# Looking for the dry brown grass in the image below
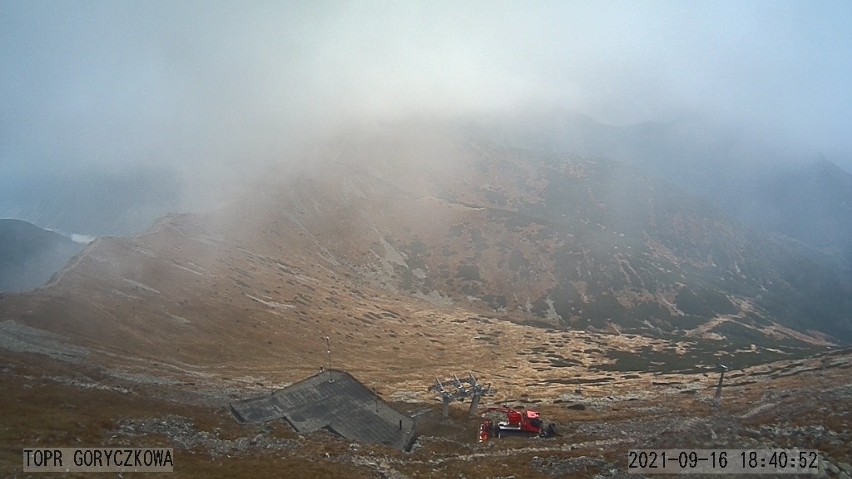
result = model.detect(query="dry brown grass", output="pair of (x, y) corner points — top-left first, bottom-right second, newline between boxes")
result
(2, 209), (850, 477)
(3, 347), (850, 478)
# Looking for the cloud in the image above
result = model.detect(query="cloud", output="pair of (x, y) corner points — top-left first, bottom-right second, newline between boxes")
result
(2, 0), (851, 179)
(69, 234), (97, 245)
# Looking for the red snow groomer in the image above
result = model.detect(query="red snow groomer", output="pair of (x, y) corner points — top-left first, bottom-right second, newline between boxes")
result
(478, 407), (558, 442)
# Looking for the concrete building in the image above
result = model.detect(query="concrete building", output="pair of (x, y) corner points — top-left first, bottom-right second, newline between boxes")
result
(230, 369), (415, 451)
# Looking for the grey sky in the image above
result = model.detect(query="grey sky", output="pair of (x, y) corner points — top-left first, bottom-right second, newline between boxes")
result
(2, 0), (852, 177)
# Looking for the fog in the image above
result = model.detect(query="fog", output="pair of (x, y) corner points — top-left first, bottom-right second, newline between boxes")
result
(2, 0), (852, 230)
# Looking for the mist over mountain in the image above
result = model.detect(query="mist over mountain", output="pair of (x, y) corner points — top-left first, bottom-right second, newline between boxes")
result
(259, 117), (852, 344)
(2, 115), (852, 476)
(735, 157), (852, 271)
(0, 219), (85, 293)
(7, 115), (849, 349)
(0, 164), (184, 237)
(462, 109), (852, 272)
(3, 4), (852, 475)
(3, 1), (851, 252)
(3, 107), (850, 347)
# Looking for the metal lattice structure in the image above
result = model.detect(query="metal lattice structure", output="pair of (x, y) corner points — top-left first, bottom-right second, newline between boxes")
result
(430, 372), (495, 419)
(713, 364), (729, 410)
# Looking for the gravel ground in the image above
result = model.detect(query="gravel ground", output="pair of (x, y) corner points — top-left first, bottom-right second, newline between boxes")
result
(0, 320), (89, 361)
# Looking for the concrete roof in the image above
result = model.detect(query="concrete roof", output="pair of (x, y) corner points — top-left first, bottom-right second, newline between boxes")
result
(230, 369), (415, 451)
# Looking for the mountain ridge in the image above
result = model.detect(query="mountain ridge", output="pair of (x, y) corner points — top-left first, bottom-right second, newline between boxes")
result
(4, 119), (848, 352)
(2, 119), (851, 476)
(0, 219), (86, 293)
(458, 109), (852, 270)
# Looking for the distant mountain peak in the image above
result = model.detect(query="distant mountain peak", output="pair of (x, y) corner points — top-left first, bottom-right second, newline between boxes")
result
(0, 219), (85, 293)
